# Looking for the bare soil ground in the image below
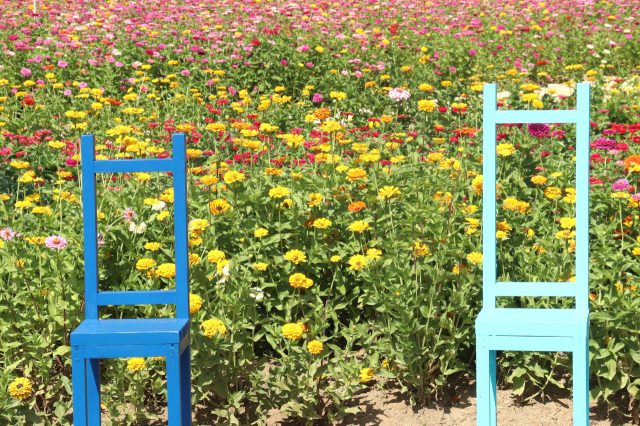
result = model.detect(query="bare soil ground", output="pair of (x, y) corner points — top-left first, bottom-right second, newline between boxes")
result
(104, 373), (636, 425)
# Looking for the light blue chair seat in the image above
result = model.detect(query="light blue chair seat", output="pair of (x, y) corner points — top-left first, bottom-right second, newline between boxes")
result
(476, 84), (591, 426)
(71, 318), (190, 347)
(476, 308), (589, 338)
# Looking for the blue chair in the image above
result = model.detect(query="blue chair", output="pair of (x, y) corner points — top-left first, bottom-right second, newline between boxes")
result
(71, 133), (192, 425)
(476, 84), (591, 425)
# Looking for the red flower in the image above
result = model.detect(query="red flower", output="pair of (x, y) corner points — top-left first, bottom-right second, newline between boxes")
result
(536, 60), (549, 66)
(438, 106), (448, 113)
(251, 39), (261, 46)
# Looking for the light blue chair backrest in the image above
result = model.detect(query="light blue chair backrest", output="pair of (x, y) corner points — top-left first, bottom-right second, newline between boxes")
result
(80, 133), (190, 319)
(482, 83), (591, 310)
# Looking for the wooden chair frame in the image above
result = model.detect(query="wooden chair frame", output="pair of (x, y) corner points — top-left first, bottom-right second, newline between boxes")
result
(71, 133), (192, 425)
(476, 84), (591, 425)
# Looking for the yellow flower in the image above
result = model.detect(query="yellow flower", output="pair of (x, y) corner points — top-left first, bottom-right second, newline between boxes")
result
(307, 340), (323, 354)
(312, 218), (332, 229)
(289, 273), (314, 289)
(224, 170), (246, 184)
(531, 175), (547, 185)
(308, 193), (324, 207)
(188, 219), (210, 232)
(254, 228), (268, 238)
(8, 378), (33, 400)
(633, 247), (640, 256)
(349, 254), (368, 271)
(269, 186), (290, 199)
(189, 294), (203, 313)
(281, 199), (294, 209)
(346, 168), (367, 181)
(413, 241), (430, 256)
(201, 319), (226, 338)
(419, 83), (434, 91)
(330, 255), (341, 263)
(156, 263), (176, 278)
(417, 99), (436, 112)
(560, 218), (576, 229)
(349, 221), (371, 233)
(471, 175), (483, 195)
(544, 187), (562, 199)
(189, 253), (200, 266)
(359, 368), (375, 383)
(157, 211), (170, 221)
(253, 262), (268, 271)
(502, 198), (530, 214)
(136, 258), (156, 270)
(467, 252), (483, 264)
(209, 199), (231, 215)
(330, 91), (346, 100)
(496, 143), (516, 157)
(282, 323), (305, 340)
(366, 248), (382, 260)
(285, 250), (307, 264)
(127, 358), (146, 372)
(207, 250), (226, 264)
(378, 186), (401, 199)
(145, 242), (161, 251)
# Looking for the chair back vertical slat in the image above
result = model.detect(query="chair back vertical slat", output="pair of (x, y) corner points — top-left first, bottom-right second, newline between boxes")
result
(171, 134), (190, 319)
(575, 84), (591, 310)
(81, 134), (99, 320)
(482, 83), (590, 307)
(482, 84), (498, 309)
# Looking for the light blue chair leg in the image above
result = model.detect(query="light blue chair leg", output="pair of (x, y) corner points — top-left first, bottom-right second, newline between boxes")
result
(489, 349), (497, 425)
(180, 346), (192, 425)
(72, 347), (87, 426)
(167, 344), (182, 425)
(476, 338), (497, 426)
(87, 358), (101, 425)
(573, 334), (590, 425)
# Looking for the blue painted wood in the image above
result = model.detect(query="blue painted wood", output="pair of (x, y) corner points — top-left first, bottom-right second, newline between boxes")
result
(476, 84), (591, 426)
(71, 318), (189, 346)
(93, 158), (174, 174)
(72, 133), (192, 425)
(97, 290), (177, 306)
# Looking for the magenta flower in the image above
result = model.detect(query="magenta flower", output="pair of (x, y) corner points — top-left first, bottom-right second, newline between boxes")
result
(63, 90), (72, 96)
(528, 123), (550, 138)
(57, 60), (68, 68)
(45, 236), (68, 249)
(0, 228), (16, 241)
(20, 68), (32, 77)
(632, 194), (640, 201)
(612, 179), (630, 191)
(312, 93), (323, 102)
(180, 70), (191, 76)
(469, 49), (477, 56)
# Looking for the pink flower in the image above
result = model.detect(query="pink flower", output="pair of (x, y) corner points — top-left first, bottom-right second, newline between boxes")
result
(469, 49), (477, 56)
(45, 235), (68, 249)
(0, 228), (16, 241)
(612, 179), (630, 191)
(123, 207), (136, 222)
(181, 70), (191, 76)
(57, 61), (67, 68)
(20, 68), (32, 76)
(388, 87), (411, 102)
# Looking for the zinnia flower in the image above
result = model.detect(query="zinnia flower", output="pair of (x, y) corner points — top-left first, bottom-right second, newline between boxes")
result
(289, 273), (313, 289)
(612, 179), (630, 191)
(201, 319), (226, 337)
(282, 323), (305, 340)
(285, 250), (307, 264)
(45, 235), (67, 249)
(189, 294), (203, 313)
(528, 123), (550, 137)
(307, 340), (323, 354)
(127, 358), (146, 372)
(0, 227), (16, 241)
(388, 87), (411, 101)
(8, 378), (33, 400)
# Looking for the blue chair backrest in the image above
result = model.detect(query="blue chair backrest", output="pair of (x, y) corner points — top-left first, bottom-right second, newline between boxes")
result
(482, 83), (591, 310)
(80, 133), (190, 319)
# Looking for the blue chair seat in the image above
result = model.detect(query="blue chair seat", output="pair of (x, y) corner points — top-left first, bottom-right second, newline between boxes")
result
(476, 308), (589, 338)
(71, 318), (190, 347)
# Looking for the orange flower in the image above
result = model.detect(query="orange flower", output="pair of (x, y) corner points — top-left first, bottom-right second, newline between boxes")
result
(348, 201), (366, 212)
(624, 155), (640, 171)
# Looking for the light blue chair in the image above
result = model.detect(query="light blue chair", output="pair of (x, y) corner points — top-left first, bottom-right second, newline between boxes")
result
(476, 84), (591, 425)
(71, 133), (192, 425)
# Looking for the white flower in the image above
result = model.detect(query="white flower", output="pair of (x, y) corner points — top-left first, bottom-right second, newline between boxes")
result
(601, 60), (608, 64)
(129, 222), (147, 234)
(250, 287), (264, 301)
(603, 49), (610, 54)
(216, 263), (230, 284)
(587, 44), (594, 49)
(151, 201), (166, 211)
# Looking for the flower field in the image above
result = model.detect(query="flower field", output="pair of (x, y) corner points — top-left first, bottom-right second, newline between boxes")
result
(1, 0), (640, 424)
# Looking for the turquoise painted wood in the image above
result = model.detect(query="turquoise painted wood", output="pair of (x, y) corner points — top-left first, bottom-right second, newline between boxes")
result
(476, 84), (591, 426)
(71, 133), (192, 426)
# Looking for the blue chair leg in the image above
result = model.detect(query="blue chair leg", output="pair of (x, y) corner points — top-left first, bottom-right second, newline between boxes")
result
(180, 345), (192, 425)
(87, 358), (101, 425)
(167, 344), (182, 425)
(476, 338), (497, 426)
(72, 347), (87, 426)
(573, 334), (590, 425)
